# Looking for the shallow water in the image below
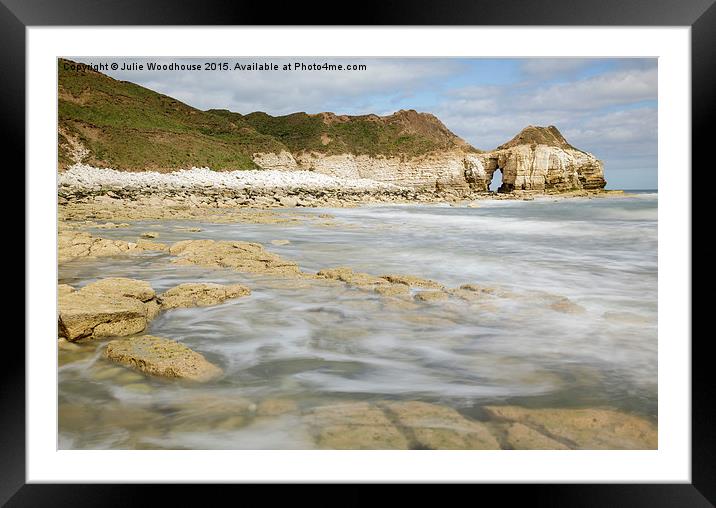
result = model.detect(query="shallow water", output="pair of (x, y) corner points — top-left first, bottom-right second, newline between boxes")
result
(58, 193), (657, 449)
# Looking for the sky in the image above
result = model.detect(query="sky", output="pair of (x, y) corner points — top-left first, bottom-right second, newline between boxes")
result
(78, 57), (658, 189)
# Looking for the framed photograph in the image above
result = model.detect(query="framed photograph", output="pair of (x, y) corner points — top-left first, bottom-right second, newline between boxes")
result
(10, 0), (707, 502)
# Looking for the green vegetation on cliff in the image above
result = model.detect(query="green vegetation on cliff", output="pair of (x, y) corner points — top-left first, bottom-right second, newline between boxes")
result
(58, 60), (478, 171)
(58, 60), (284, 170)
(210, 110), (478, 158)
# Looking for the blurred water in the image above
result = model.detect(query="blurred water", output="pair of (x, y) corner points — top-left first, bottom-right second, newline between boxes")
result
(58, 193), (657, 449)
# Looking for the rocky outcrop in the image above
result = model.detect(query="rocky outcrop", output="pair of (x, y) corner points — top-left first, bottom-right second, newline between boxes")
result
(58, 278), (161, 341)
(465, 126), (606, 193)
(58, 230), (148, 262)
(252, 125), (605, 193)
(104, 335), (223, 382)
(159, 282), (251, 310)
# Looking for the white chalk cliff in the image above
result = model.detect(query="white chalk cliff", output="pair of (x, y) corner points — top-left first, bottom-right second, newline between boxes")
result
(252, 124), (606, 193)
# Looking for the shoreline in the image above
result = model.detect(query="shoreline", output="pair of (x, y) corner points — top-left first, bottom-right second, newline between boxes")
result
(59, 164), (630, 212)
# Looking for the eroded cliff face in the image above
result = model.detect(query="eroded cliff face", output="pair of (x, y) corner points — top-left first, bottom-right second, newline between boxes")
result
(252, 125), (606, 193)
(466, 144), (606, 193)
(465, 126), (606, 193)
(251, 151), (483, 190)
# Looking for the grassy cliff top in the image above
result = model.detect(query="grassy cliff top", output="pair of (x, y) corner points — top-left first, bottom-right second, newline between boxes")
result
(58, 59), (479, 171)
(58, 60), (286, 171)
(496, 125), (581, 151)
(209, 109), (480, 158)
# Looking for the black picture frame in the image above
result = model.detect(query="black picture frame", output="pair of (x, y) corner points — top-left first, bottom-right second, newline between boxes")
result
(7, 0), (707, 504)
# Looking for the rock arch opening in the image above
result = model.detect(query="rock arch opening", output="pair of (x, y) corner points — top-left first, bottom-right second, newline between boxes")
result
(486, 159), (515, 193)
(489, 169), (503, 192)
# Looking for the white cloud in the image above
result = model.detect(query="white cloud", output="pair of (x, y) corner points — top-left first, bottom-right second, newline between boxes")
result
(97, 57), (464, 115)
(520, 58), (593, 79)
(516, 67), (657, 111)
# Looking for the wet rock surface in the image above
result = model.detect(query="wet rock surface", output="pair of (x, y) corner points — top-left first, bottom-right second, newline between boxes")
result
(304, 402), (410, 449)
(380, 401), (500, 449)
(380, 274), (444, 289)
(104, 335), (223, 382)
(58, 278), (160, 341)
(303, 400), (501, 450)
(58, 230), (146, 262)
(484, 406), (657, 449)
(159, 282), (251, 310)
(169, 239), (301, 275)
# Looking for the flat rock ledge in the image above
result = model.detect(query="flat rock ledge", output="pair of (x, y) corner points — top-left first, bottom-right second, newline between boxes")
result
(304, 401), (500, 450)
(302, 402), (655, 450)
(58, 278), (161, 341)
(169, 239), (301, 275)
(159, 282), (251, 310)
(59, 230), (166, 262)
(484, 406), (657, 450)
(104, 335), (223, 382)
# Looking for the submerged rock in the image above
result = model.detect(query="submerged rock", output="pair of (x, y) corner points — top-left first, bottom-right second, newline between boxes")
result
(136, 239), (169, 251)
(381, 401), (500, 450)
(140, 231), (160, 239)
(304, 400), (502, 450)
(159, 282), (251, 310)
(459, 283), (497, 294)
(496, 422), (569, 450)
(256, 398), (299, 417)
(414, 290), (449, 302)
(549, 297), (586, 314)
(374, 284), (411, 297)
(602, 311), (652, 324)
(104, 335), (223, 382)
(484, 405), (657, 450)
(169, 239), (301, 275)
(305, 402), (409, 450)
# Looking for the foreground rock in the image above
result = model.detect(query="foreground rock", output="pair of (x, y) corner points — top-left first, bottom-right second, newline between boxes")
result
(58, 284), (75, 297)
(495, 422), (569, 450)
(381, 401), (500, 449)
(81, 277), (156, 302)
(58, 278), (160, 341)
(159, 282), (251, 310)
(305, 402), (410, 449)
(169, 239), (301, 275)
(104, 335), (223, 382)
(484, 406), (657, 449)
(305, 400), (500, 449)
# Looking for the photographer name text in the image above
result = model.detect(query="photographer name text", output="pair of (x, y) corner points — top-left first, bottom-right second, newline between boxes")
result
(63, 61), (368, 73)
